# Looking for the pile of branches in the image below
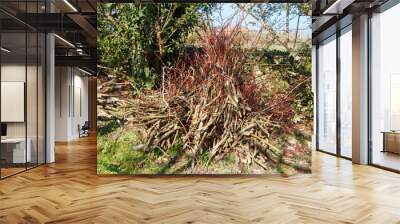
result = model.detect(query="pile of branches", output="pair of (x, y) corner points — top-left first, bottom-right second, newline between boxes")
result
(125, 24), (304, 172)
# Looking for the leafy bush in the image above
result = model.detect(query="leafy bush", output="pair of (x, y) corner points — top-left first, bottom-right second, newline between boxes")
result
(98, 3), (213, 89)
(251, 43), (313, 123)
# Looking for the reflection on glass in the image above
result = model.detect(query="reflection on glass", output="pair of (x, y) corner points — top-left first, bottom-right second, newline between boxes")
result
(371, 3), (400, 171)
(318, 35), (337, 154)
(1, 31), (27, 177)
(27, 31), (38, 169)
(340, 27), (352, 158)
(38, 33), (46, 165)
(0, 0), (47, 179)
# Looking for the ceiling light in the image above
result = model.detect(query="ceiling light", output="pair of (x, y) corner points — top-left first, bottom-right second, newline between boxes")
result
(1, 47), (11, 53)
(63, 0), (78, 12)
(323, 0), (355, 15)
(54, 34), (75, 48)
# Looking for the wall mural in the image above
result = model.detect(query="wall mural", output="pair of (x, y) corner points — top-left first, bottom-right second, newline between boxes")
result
(97, 3), (312, 175)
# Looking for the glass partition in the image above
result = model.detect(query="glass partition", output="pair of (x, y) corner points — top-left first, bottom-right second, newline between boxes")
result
(38, 32), (46, 165)
(370, 4), (400, 171)
(27, 30), (38, 169)
(0, 1), (46, 179)
(339, 26), (352, 158)
(1, 31), (28, 177)
(317, 35), (337, 154)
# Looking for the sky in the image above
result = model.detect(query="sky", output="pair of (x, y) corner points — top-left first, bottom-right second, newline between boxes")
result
(211, 3), (311, 38)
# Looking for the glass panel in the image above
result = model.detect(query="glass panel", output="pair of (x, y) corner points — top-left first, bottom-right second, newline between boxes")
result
(27, 31), (38, 169)
(340, 27), (352, 158)
(0, 0), (46, 178)
(38, 32), (45, 165)
(1, 30), (27, 177)
(318, 35), (337, 154)
(26, 0), (41, 169)
(371, 4), (400, 171)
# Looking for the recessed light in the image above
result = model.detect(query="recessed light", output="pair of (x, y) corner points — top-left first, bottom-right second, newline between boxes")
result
(54, 34), (75, 48)
(1, 47), (11, 53)
(63, 0), (78, 12)
(323, 0), (355, 15)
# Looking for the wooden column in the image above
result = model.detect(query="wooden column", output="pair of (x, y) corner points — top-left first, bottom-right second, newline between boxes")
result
(88, 77), (97, 134)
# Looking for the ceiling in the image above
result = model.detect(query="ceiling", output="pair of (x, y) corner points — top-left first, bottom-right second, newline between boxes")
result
(312, 0), (390, 43)
(1, 0), (97, 73)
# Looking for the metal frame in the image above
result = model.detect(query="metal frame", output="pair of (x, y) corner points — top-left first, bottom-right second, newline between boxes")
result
(25, 2), (28, 171)
(367, 10), (372, 165)
(315, 44), (319, 152)
(336, 26), (341, 157)
(315, 32), (337, 156)
(0, 17), (2, 179)
(315, 22), (353, 162)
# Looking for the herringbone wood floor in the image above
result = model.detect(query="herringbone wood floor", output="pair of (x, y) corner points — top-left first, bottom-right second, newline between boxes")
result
(1, 136), (400, 224)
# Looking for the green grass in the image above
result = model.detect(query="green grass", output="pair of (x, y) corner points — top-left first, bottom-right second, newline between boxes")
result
(97, 129), (187, 174)
(97, 130), (145, 174)
(97, 126), (311, 174)
(98, 119), (122, 136)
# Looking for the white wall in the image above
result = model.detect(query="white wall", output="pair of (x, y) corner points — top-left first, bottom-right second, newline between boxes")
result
(1, 65), (40, 137)
(55, 67), (89, 141)
(1, 63), (46, 164)
(55, 66), (69, 141)
(71, 72), (89, 138)
(1, 64), (27, 139)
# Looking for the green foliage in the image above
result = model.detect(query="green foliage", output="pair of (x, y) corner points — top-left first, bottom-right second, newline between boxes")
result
(97, 129), (188, 174)
(251, 3), (309, 22)
(97, 130), (145, 174)
(97, 119), (123, 136)
(291, 43), (313, 122)
(97, 3), (313, 175)
(251, 43), (313, 122)
(98, 3), (213, 89)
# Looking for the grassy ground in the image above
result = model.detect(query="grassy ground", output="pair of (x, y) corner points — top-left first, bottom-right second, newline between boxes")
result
(97, 122), (312, 175)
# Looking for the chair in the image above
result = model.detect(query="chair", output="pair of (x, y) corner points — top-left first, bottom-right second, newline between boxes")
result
(79, 121), (90, 138)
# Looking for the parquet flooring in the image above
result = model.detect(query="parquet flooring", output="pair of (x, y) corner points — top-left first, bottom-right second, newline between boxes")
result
(1, 136), (400, 223)
(0, 167), (26, 178)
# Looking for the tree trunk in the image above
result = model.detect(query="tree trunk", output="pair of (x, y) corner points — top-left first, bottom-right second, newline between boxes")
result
(286, 4), (290, 47)
(293, 15), (300, 50)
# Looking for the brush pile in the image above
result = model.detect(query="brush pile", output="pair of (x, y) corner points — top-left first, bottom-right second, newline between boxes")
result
(108, 24), (309, 173)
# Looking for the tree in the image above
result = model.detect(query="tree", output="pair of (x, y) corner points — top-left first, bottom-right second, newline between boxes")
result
(97, 3), (213, 89)
(233, 3), (313, 122)
(235, 2), (311, 52)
